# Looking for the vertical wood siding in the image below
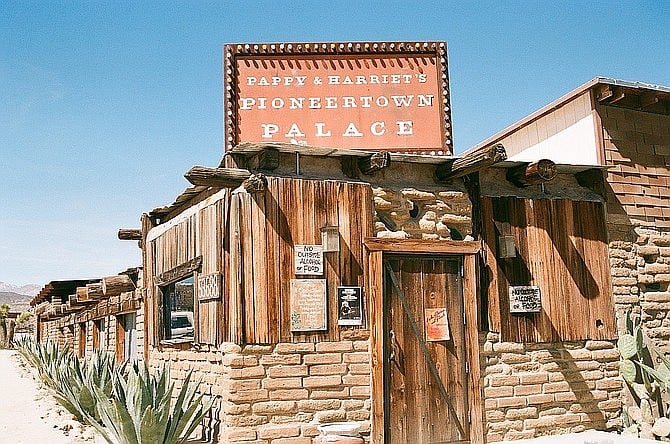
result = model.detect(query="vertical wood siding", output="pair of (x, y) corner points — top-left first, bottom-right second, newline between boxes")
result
(146, 178), (372, 346)
(230, 177), (372, 344)
(146, 191), (229, 346)
(482, 196), (615, 342)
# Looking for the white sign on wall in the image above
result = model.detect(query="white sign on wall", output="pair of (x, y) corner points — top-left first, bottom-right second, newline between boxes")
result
(509, 285), (542, 314)
(294, 245), (323, 275)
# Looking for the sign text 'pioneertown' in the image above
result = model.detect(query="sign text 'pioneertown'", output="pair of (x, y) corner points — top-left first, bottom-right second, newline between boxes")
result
(224, 42), (452, 153)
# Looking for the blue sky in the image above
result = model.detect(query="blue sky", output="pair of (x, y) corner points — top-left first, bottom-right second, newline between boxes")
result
(1, 1), (669, 286)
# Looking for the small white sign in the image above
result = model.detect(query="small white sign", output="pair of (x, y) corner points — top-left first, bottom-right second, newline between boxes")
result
(294, 244), (323, 275)
(509, 286), (542, 313)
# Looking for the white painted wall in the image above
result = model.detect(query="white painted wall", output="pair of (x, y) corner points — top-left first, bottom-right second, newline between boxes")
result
(508, 114), (599, 165)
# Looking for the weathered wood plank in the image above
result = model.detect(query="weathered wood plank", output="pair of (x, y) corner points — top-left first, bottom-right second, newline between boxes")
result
(239, 193), (256, 343)
(506, 159), (557, 187)
(364, 238), (481, 254)
(435, 143), (506, 181)
(464, 254), (484, 444)
(277, 178), (294, 343)
(155, 256), (202, 287)
(184, 166), (252, 188)
(102, 275), (136, 297)
(367, 250), (384, 444)
(265, 178), (280, 344)
(117, 228), (142, 240)
(251, 189), (269, 343)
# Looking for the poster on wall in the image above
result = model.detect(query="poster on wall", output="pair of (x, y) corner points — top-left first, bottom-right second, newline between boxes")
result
(294, 244), (324, 275)
(425, 307), (450, 341)
(509, 285), (542, 314)
(224, 41), (452, 154)
(290, 279), (327, 332)
(337, 286), (363, 326)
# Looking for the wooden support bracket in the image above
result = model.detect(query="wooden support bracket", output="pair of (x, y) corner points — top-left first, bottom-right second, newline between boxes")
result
(242, 173), (268, 194)
(102, 274), (136, 297)
(117, 228), (142, 241)
(184, 166), (252, 188)
(506, 159), (557, 187)
(435, 143), (507, 181)
(359, 152), (391, 175)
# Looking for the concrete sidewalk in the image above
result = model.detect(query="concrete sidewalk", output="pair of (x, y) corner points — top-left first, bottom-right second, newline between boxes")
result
(0, 349), (95, 444)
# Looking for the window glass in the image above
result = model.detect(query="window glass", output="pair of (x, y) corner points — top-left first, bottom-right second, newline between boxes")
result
(163, 275), (194, 341)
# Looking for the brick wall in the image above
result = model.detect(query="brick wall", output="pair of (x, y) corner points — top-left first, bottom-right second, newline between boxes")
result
(601, 105), (670, 229)
(148, 338), (371, 444)
(481, 333), (623, 442)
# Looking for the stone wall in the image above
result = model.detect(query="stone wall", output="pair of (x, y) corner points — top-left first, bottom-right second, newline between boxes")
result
(372, 185), (472, 240)
(481, 333), (623, 442)
(148, 339), (371, 444)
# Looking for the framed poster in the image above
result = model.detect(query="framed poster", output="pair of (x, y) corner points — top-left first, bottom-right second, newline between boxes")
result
(425, 307), (450, 341)
(509, 285), (542, 314)
(337, 286), (363, 326)
(290, 279), (327, 332)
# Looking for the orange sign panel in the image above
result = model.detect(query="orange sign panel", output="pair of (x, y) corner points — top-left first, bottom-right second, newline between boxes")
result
(224, 42), (451, 154)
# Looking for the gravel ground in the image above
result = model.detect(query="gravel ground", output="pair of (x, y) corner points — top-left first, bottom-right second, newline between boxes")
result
(0, 349), (99, 444)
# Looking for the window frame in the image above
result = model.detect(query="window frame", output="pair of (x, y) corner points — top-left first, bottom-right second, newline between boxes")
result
(159, 275), (196, 343)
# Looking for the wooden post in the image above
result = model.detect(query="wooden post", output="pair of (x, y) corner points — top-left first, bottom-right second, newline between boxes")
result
(184, 166), (252, 188)
(117, 228), (142, 240)
(506, 159), (557, 187)
(435, 143), (507, 181)
(102, 275), (136, 297)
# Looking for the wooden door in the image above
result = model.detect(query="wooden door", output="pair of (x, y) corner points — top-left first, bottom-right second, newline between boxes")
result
(384, 255), (469, 444)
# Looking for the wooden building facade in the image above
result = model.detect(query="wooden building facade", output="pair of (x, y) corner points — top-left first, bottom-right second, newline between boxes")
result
(465, 77), (670, 441)
(29, 66), (670, 443)
(31, 269), (143, 364)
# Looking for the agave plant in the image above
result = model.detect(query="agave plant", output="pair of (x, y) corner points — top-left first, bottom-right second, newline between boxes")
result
(86, 361), (214, 444)
(16, 338), (214, 443)
(51, 350), (115, 423)
(15, 338), (115, 423)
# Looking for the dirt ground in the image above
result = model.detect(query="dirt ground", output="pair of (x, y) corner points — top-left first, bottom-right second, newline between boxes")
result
(0, 349), (98, 444)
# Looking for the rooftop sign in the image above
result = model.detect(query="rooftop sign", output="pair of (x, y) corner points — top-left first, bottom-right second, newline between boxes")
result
(224, 41), (452, 155)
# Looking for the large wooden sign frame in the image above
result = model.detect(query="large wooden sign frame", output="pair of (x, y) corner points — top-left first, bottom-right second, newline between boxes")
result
(224, 41), (452, 155)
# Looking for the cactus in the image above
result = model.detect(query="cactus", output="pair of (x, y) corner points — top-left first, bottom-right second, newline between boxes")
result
(619, 311), (670, 439)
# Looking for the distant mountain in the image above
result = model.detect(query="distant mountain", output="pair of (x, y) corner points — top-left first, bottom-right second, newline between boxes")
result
(0, 282), (41, 297)
(0, 291), (33, 313)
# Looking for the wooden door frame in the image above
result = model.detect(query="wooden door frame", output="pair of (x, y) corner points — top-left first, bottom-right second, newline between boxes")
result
(365, 239), (484, 444)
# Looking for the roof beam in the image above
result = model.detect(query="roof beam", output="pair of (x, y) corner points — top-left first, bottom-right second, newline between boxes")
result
(435, 143), (507, 181)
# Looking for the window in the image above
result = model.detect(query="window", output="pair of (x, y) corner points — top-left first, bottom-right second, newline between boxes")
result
(116, 313), (137, 362)
(161, 275), (195, 341)
(78, 322), (86, 358)
(93, 318), (106, 351)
